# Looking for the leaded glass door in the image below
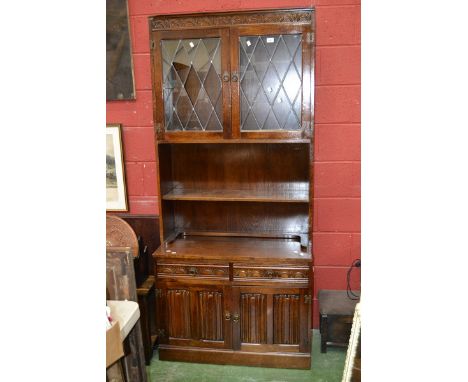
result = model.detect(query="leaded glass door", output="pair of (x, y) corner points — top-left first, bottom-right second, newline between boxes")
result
(152, 29), (231, 140)
(230, 25), (313, 139)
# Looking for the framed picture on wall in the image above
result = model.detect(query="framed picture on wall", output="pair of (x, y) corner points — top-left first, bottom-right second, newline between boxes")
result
(106, 124), (128, 211)
(107, 0), (135, 100)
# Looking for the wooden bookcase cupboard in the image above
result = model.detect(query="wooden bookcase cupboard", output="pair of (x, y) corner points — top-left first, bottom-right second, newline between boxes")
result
(149, 8), (315, 369)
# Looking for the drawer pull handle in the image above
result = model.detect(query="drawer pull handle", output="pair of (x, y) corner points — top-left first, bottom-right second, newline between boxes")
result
(188, 267), (198, 276)
(266, 270), (274, 278)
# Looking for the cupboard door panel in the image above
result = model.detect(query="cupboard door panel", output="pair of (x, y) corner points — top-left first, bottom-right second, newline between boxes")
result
(166, 289), (192, 339)
(196, 290), (224, 341)
(233, 286), (310, 353)
(157, 282), (231, 349)
(273, 294), (300, 344)
(230, 25), (313, 140)
(240, 293), (267, 344)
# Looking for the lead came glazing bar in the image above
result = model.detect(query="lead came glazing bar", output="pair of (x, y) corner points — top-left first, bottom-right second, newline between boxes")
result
(162, 38), (223, 131)
(239, 34), (302, 131)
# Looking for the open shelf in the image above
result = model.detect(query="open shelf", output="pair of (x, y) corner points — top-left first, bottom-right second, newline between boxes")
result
(162, 187), (309, 203)
(155, 232), (311, 262)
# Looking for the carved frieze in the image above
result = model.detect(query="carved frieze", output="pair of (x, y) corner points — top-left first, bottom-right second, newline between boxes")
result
(233, 266), (309, 280)
(158, 263), (229, 278)
(151, 10), (312, 30)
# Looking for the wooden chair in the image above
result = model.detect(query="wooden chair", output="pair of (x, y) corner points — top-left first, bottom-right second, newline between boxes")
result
(106, 216), (148, 382)
(108, 215), (159, 365)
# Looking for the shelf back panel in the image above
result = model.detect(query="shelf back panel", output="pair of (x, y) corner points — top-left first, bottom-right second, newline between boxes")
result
(172, 200), (308, 235)
(169, 143), (309, 191)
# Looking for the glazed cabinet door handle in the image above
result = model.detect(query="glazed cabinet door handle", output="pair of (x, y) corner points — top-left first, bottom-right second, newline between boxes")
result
(222, 71), (230, 82)
(231, 72), (239, 82)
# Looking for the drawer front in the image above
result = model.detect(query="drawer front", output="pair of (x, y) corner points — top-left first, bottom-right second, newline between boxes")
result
(157, 263), (229, 279)
(233, 265), (309, 282)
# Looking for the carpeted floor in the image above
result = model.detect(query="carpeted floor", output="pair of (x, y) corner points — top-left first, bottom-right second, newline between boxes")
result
(147, 330), (346, 382)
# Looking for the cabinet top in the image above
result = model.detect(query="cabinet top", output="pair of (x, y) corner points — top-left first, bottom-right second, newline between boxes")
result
(154, 233), (312, 263)
(150, 8), (314, 31)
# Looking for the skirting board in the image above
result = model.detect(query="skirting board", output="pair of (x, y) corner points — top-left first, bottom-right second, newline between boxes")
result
(159, 345), (312, 369)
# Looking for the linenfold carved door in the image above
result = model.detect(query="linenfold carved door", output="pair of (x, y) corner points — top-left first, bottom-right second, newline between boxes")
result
(157, 283), (232, 349)
(231, 286), (310, 353)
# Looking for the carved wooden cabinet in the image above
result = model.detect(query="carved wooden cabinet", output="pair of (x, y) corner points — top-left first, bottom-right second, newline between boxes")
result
(150, 8), (315, 369)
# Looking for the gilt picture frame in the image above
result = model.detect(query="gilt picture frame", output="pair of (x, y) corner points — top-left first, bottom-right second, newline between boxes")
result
(106, 124), (128, 211)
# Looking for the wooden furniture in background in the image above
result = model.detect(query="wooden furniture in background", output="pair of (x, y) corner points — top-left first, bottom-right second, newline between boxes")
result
(106, 216), (148, 382)
(119, 214), (160, 364)
(119, 214), (160, 285)
(342, 303), (361, 382)
(149, 8), (315, 369)
(318, 290), (360, 353)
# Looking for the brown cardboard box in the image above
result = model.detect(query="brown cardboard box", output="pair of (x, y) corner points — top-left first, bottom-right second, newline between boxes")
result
(106, 321), (124, 368)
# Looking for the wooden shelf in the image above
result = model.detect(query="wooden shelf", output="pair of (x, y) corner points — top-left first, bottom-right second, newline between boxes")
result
(158, 139), (311, 144)
(162, 188), (309, 203)
(155, 233), (311, 262)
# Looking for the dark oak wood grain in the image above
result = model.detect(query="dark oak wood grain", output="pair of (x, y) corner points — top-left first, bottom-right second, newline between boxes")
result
(155, 234), (311, 262)
(149, 8), (315, 369)
(170, 201), (309, 237)
(162, 187), (309, 203)
(150, 9), (314, 141)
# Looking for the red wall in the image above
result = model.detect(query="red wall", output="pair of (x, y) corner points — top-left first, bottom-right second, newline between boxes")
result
(106, 0), (361, 328)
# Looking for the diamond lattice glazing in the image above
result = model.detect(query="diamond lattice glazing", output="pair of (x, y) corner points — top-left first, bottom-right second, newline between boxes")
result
(162, 38), (222, 131)
(240, 34), (302, 131)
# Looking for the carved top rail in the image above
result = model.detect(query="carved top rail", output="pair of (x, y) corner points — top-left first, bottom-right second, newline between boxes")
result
(150, 9), (314, 31)
(106, 215), (139, 258)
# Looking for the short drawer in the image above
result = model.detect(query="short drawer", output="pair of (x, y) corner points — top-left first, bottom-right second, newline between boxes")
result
(233, 265), (309, 281)
(157, 262), (229, 279)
